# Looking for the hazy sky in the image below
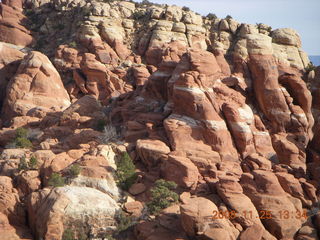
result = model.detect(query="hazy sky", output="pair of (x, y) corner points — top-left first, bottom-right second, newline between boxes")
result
(143, 0), (320, 55)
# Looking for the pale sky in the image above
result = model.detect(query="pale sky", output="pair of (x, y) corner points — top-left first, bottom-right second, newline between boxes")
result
(142, 0), (320, 55)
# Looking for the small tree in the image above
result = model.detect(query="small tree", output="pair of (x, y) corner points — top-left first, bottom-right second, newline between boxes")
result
(16, 127), (28, 138)
(48, 173), (66, 187)
(28, 156), (38, 169)
(305, 62), (316, 73)
(207, 13), (217, 20)
(147, 179), (179, 215)
(12, 127), (32, 149)
(116, 211), (135, 233)
(182, 6), (190, 11)
(116, 152), (137, 190)
(226, 15), (233, 20)
(69, 164), (81, 178)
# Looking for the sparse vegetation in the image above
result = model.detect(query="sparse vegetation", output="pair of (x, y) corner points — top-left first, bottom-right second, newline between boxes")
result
(115, 211), (135, 233)
(18, 156), (38, 171)
(69, 164), (81, 178)
(15, 137), (33, 149)
(18, 156), (28, 171)
(182, 6), (190, 11)
(132, 10), (145, 20)
(99, 124), (119, 143)
(16, 127), (28, 138)
(7, 127), (33, 149)
(28, 156), (38, 169)
(54, 23), (65, 30)
(62, 228), (74, 240)
(105, 235), (116, 240)
(225, 15), (233, 20)
(34, 38), (48, 51)
(305, 62), (316, 73)
(147, 179), (179, 215)
(48, 173), (66, 187)
(116, 152), (137, 190)
(96, 119), (107, 132)
(206, 13), (217, 20)
(69, 41), (77, 48)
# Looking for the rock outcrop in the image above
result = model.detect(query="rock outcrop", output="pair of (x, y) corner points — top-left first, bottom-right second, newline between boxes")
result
(2, 51), (71, 123)
(0, 0), (318, 240)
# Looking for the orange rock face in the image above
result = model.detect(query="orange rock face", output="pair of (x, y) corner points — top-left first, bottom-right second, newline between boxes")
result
(0, 1), (319, 240)
(0, 3), (33, 46)
(2, 51), (71, 124)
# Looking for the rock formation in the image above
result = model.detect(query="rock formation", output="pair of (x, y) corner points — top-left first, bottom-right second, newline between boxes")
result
(0, 0), (319, 239)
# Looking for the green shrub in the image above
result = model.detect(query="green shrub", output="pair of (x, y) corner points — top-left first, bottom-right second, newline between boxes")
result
(69, 41), (77, 48)
(105, 235), (116, 240)
(6, 128), (33, 149)
(16, 127), (28, 138)
(226, 15), (233, 20)
(116, 211), (135, 233)
(62, 228), (74, 240)
(96, 119), (106, 132)
(69, 164), (81, 178)
(206, 13), (217, 20)
(305, 62), (316, 73)
(18, 156), (28, 171)
(15, 137), (33, 149)
(182, 6), (190, 11)
(116, 152), (137, 190)
(132, 10), (145, 20)
(147, 179), (179, 215)
(28, 156), (38, 169)
(48, 173), (66, 187)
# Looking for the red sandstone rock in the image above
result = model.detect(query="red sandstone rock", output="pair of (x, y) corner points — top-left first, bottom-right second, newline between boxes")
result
(2, 51), (71, 124)
(0, 4), (33, 46)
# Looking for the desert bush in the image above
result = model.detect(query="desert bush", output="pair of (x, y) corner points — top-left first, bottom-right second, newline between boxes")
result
(18, 156), (28, 171)
(182, 6), (190, 11)
(16, 127), (28, 138)
(69, 41), (77, 48)
(226, 14), (233, 20)
(115, 211), (135, 233)
(132, 10), (145, 20)
(48, 173), (66, 187)
(96, 119), (106, 132)
(99, 124), (119, 143)
(15, 137), (33, 148)
(105, 235), (116, 240)
(305, 62), (316, 73)
(147, 179), (179, 215)
(206, 13), (217, 20)
(116, 152), (137, 190)
(62, 229), (74, 240)
(5, 128), (33, 149)
(69, 164), (81, 178)
(28, 156), (38, 169)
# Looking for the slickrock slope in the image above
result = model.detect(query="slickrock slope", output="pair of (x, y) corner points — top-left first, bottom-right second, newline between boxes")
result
(0, 0), (319, 240)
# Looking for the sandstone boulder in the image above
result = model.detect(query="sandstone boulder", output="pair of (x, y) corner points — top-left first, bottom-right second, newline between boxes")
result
(27, 186), (120, 239)
(2, 51), (71, 123)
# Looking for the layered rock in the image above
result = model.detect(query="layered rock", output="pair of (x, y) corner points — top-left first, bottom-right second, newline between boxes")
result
(0, 3), (33, 47)
(2, 51), (71, 123)
(0, 1), (318, 240)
